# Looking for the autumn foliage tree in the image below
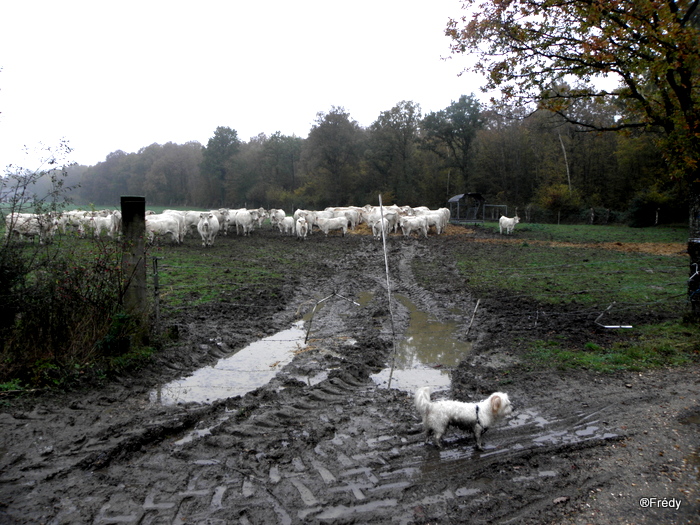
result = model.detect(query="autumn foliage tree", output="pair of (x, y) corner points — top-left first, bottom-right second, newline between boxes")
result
(446, 0), (700, 318)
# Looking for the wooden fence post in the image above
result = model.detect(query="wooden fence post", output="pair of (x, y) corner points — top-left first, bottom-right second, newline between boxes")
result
(120, 196), (147, 316)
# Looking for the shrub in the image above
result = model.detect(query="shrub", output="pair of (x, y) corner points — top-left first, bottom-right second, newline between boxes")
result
(0, 154), (150, 388)
(0, 238), (142, 387)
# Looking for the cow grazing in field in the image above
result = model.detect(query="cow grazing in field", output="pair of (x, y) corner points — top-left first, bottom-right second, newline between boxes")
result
(317, 216), (349, 237)
(146, 214), (181, 245)
(296, 217), (308, 239)
(197, 212), (220, 246)
(499, 215), (520, 235)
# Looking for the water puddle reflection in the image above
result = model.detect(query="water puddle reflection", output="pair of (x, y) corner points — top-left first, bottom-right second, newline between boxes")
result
(152, 291), (473, 406)
(371, 294), (473, 392)
(150, 321), (307, 406)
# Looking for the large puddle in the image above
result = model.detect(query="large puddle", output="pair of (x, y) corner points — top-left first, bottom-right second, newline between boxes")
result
(151, 293), (472, 407)
(150, 321), (307, 405)
(370, 294), (473, 392)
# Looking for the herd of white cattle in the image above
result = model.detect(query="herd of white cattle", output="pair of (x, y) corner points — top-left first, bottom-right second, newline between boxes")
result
(3, 205), (521, 246)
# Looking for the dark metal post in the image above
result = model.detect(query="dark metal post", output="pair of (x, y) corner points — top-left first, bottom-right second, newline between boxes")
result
(153, 257), (161, 332)
(120, 196), (147, 316)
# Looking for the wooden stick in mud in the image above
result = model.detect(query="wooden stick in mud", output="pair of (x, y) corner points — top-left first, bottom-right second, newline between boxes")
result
(465, 298), (481, 337)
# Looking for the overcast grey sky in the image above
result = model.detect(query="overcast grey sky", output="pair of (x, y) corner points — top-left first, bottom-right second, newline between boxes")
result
(0, 0), (482, 171)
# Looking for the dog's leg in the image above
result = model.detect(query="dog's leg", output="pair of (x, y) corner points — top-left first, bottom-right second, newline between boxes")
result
(474, 427), (484, 451)
(433, 428), (444, 448)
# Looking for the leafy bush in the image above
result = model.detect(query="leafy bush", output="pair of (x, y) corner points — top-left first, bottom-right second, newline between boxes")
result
(0, 152), (151, 388)
(0, 238), (146, 387)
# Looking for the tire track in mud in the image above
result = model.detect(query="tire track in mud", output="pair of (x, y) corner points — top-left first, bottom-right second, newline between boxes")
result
(75, 368), (619, 524)
(93, 239), (618, 523)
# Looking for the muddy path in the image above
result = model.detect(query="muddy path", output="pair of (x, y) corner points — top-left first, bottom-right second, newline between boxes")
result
(1, 229), (698, 524)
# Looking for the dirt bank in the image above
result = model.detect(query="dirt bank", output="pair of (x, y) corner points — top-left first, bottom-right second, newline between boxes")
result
(1, 227), (698, 524)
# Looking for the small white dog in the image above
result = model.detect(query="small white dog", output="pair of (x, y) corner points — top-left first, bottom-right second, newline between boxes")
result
(414, 387), (513, 450)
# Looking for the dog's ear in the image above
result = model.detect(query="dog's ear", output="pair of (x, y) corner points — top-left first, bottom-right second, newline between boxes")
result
(490, 394), (502, 414)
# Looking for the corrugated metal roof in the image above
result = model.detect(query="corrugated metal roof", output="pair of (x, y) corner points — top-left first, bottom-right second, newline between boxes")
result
(448, 193), (484, 203)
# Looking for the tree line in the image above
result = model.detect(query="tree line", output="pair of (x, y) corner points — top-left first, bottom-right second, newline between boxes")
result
(59, 93), (682, 225)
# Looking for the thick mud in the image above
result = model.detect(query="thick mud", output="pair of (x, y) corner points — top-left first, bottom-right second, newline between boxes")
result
(1, 227), (698, 524)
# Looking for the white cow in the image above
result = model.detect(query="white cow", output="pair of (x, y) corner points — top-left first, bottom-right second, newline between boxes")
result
(223, 209), (237, 234)
(399, 215), (428, 239)
(269, 209), (286, 229)
(425, 213), (445, 235)
(112, 210), (122, 238)
(209, 209), (229, 236)
(327, 207), (360, 230)
(197, 212), (220, 246)
(293, 209), (315, 234)
(90, 213), (119, 239)
(181, 211), (205, 237)
(145, 214), (180, 244)
(307, 210), (333, 234)
(296, 217), (308, 239)
(278, 216), (295, 235)
(163, 210), (187, 243)
(317, 216), (348, 236)
(58, 210), (87, 235)
(251, 207), (267, 228)
(234, 209), (254, 236)
(437, 207), (451, 227)
(372, 217), (389, 240)
(5, 213), (58, 244)
(499, 215), (520, 235)
(413, 208), (446, 235)
(366, 208), (399, 234)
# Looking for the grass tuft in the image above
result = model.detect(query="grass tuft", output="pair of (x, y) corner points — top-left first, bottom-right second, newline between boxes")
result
(527, 321), (700, 372)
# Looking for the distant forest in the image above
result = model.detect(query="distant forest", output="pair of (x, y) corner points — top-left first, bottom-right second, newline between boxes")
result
(43, 94), (686, 226)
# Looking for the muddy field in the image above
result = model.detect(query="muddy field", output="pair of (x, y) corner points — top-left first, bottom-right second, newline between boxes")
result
(1, 226), (698, 524)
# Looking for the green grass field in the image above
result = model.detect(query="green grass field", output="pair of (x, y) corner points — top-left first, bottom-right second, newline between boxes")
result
(480, 220), (688, 243)
(2, 213), (697, 376)
(451, 222), (698, 372)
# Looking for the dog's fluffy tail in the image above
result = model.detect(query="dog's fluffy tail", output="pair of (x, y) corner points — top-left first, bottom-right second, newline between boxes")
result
(414, 386), (432, 418)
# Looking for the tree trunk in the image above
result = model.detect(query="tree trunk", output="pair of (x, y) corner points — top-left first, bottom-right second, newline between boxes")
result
(689, 180), (700, 321)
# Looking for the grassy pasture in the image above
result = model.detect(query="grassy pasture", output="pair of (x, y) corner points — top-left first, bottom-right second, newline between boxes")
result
(448, 222), (698, 372)
(480, 220), (687, 244)
(456, 222), (688, 308)
(1, 216), (697, 384)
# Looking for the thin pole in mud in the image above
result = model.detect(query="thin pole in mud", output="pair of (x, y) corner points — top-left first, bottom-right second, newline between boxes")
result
(378, 195), (399, 389)
(153, 257), (163, 333)
(595, 302), (633, 329)
(465, 298), (481, 337)
(305, 293), (333, 344)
